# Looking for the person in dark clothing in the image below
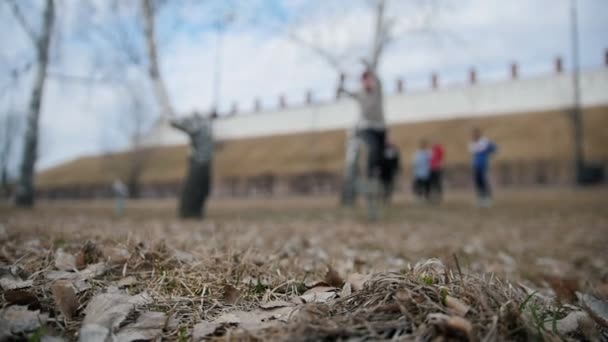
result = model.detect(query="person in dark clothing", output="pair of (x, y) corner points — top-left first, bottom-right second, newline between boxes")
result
(469, 128), (497, 207)
(429, 142), (444, 202)
(170, 111), (214, 219)
(381, 139), (401, 203)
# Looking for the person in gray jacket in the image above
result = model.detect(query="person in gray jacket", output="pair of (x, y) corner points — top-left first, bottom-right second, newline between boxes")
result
(170, 111), (213, 219)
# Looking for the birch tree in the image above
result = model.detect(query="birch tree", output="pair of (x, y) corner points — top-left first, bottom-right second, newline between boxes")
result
(0, 113), (20, 197)
(7, 0), (55, 207)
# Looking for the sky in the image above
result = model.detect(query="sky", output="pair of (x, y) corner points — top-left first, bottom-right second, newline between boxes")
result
(0, 0), (607, 173)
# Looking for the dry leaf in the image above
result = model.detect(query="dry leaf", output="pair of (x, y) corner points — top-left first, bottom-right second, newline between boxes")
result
(4, 290), (40, 309)
(260, 300), (294, 310)
(0, 267), (32, 290)
(46, 262), (107, 281)
(79, 291), (153, 342)
(341, 282), (352, 297)
(192, 321), (222, 340)
(116, 276), (137, 288)
(213, 306), (296, 332)
(115, 311), (166, 342)
(0, 274), (33, 291)
(546, 276), (579, 303)
(303, 286), (337, 295)
(55, 248), (77, 271)
(300, 289), (338, 304)
(543, 311), (594, 335)
(581, 293), (608, 328)
(222, 284), (242, 305)
(445, 295), (470, 316)
(172, 249), (195, 263)
(324, 265), (344, 288)
(427, 313), (473, 339)
(75, 241), (101, 269)
(347, 273), (371, 292)
(0, 305), (48, 340)
(51, 280), (79, 320)
(102, 246), (130, 265)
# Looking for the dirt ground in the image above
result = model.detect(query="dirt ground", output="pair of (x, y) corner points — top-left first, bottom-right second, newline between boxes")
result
(1, 188), (607, 341)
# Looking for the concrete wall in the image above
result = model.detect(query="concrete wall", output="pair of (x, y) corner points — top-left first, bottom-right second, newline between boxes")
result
(143, 68), (608, 146)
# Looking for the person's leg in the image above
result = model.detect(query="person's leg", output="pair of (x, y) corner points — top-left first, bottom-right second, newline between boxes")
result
(423, 178), (431, 200)
(428, 170), (437, 200)
(436, 169), (443, 200)
(199, 162), (211, 218)
(474, 168), (484, 199)
(179, 160), (204, 218)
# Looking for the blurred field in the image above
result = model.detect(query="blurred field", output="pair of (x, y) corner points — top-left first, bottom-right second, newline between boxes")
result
(1, 188), (607, 340)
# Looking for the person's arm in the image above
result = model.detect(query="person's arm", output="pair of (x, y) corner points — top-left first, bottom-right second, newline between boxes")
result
(337, 73), (358, 99)
(170, 117), (189, 132)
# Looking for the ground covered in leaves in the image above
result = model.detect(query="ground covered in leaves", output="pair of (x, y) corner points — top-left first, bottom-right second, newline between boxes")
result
(1, 189), (607, 341)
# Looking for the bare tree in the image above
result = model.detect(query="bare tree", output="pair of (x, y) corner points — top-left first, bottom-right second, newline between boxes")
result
(141, 0), (175, 120)
(7, 0), (55, 207)
(0, 113), (20, 197)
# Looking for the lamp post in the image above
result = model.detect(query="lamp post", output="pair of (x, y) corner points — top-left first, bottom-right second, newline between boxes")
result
(569, 0), (585, 184)
(211, 13), (234, 116)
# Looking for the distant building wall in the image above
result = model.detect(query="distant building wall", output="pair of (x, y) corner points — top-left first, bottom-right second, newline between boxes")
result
(143, 68), (608, 146)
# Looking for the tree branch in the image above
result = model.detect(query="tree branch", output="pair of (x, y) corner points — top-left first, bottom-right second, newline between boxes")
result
(141, 0), (175, 119)
(285, 31), (345, 74)
(6, 0), (39, 46)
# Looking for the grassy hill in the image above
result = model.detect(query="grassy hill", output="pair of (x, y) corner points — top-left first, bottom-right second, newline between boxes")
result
(37, 106), (608, 188)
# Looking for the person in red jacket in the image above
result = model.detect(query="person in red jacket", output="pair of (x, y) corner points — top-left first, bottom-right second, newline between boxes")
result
(429, 142), (444, 202)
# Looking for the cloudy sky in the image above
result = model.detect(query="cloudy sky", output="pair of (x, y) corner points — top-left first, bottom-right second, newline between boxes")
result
(1, 0), (607, 172)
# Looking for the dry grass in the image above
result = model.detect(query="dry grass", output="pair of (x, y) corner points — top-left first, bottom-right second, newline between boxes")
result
(1, 189), (607, 341)
(37, 106), (608, 188)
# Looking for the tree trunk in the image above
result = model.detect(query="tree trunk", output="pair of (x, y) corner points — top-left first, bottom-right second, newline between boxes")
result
(15, 0), (54, 208)
(141, 0), (175, 119)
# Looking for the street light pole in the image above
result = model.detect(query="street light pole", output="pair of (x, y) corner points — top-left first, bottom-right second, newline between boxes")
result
(212, 23), (224, 116)
(569, 0), (585, 184)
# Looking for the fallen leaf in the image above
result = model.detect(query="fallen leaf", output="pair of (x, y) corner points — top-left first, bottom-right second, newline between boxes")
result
(0, 305), (48, 340)
(340, 282), (352, 297)
(192, 321), (222, 340)
(102, 246), (131, 265)
(78, 290), (153, 342)
(0, 267), (33, 291)
(581, 293), (608, 328)
(172, 250), (195, 263)
(47, 262), (108, 281)
(543, 311), (595, 336)
(115, 311), (166, 342)
(427, 313), (473, 339)
(300, 290), (338, 304)
(51, 280), (79, 320)
(346, 273), (371, 292)
(222, 284), (242, 305)
(116, 276), (137, 288)
(303, 286), (338, 295)
(546, 276), (579, 303)
(213, 306), (296, 332)
(55, 248), (77, 271)
(324, 265), (344, 288)
(3, 290), (40, 309)
(260, 300), (294, 310)
(75, 241), (101, 269)
(445, 296), (470, 316)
